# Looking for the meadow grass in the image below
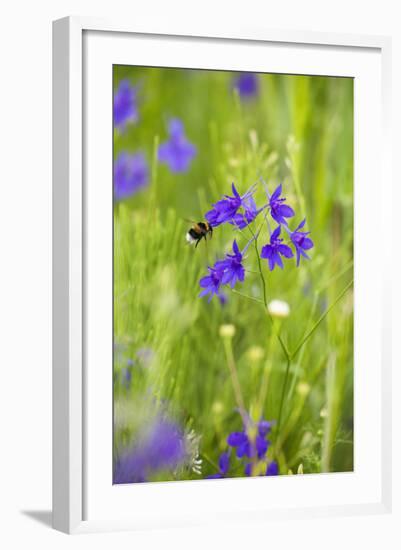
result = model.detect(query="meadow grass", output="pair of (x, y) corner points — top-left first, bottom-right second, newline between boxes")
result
(113, 66), (354, 479)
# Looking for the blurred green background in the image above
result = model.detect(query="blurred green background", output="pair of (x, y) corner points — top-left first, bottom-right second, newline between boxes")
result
(113, 66), (354, 479)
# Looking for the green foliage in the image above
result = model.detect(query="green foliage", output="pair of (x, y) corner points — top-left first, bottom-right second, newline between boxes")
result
(113, 67), (354, 479)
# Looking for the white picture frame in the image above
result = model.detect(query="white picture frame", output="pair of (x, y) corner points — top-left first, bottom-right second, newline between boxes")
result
(52, 16), (392, 534)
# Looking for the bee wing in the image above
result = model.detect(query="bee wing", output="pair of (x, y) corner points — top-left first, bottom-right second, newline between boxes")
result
(183, 217), (197, 225)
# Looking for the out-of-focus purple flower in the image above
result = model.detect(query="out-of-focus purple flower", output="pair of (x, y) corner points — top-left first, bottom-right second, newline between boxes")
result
(121, 360), (134, 390)
(227, 431), (248, 454)
(288, 219), (314, 266)
(258, 420), (272, 436)
(114, 417), (186, 484)
(266, 461), (279, 476)
(113, 79), (138, 131)
(207, 452), (230, 479)
(114, 341), (127, 363)
(233, 72), (259, 100)
(114, 152), (149, 200)
(261, 226), (294, 271)
(245, 459), (279, 477)
(136, 347), (155, 367)
(215, 240), (245, 288)
(229, 196), (264, 229)
(268, 184), (295, 225)
(199, 266), (225, 302)
(205, 183), (256, 228)
(158, 118), (197, 173)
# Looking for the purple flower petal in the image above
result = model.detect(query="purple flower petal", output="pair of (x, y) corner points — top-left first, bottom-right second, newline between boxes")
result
(227, 431), (248, 447)
(270, 184), (282, 202)
(218, 452), (230, 475)
(302, 237), (314, 250)
(266, 461), (279, 476)
(258, 420), (272, 436)
(244, 463), (252, 476)
(278, 204), (295, 218)
(278, 244), (294, 258)
(271, 225), (281, 240)
(232, 239), (240, 257)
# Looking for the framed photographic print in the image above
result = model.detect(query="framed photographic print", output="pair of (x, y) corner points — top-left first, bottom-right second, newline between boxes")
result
(52, 17), (392, 533)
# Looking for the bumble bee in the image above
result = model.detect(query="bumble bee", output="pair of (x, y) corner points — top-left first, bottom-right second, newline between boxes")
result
(186, 221), (213, 248)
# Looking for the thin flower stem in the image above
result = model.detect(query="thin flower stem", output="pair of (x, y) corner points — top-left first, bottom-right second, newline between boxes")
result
(247, 223), (291, 361)
(247, 225), (267, 307)
(222, 337), (247, 425)
(229, 218), (259, 262)
(262, 203), (272, 236)
(200, 452), (219, 471)
(231, 288), (264, 305)
(275, 278), (353, 453)
(230, 219), (248, 240)
(276, 356), (291, 444)
(290, 279), (353, 360)
(257, 359), (271, 418)
(317, 260), (354, 293)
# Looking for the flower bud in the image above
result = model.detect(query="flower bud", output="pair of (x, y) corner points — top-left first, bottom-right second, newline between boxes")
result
(320, 407), (328, 418)
(219, 324), (236, 338)
(247, 345), (265, 362)
(267, 299), (290, 318)
(296, 381), (310, 397)
(212, 401), (224, 414)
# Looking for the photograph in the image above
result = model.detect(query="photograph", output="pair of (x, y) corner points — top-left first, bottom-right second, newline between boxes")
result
(112, 65), (354, 484)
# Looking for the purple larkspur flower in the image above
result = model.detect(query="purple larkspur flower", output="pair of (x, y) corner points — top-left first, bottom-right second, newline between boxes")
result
(288, 219), (314, 266)
(227, 419), (272, 460)
(233, 72), (259, 100)
(158, 118), (197, 173)
(229, 196), (264, 229)
(205, 183), (256, 228)
(113, 79), (138, 131)
(113, 417), (186, 484)
(261, 226), (294, 271)
(207, 415), (276, 480)
(198, 265), (225, 302)
(207, 452), (230, 479)
(114, 152), (149, 200)
(268, 184), (295, 225)
(214, 240), (245, 288)
(228, 431), (269, 459)
(199, 240), (249, 301)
